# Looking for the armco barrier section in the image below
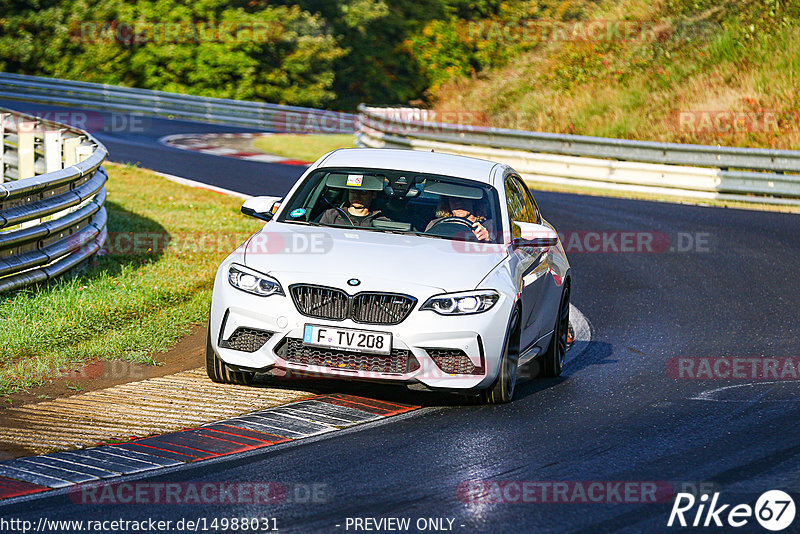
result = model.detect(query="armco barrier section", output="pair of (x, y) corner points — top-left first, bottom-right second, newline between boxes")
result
(357, 106), (800, 206)
(0, 108), (107, 292)
(0, 72), (356, 134)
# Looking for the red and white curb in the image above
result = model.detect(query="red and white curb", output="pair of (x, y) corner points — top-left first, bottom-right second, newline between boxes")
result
(0, 394), (418, 501)
(160, 133), (311, 166)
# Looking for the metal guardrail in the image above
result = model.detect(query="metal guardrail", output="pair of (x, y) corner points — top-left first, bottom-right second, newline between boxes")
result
(0, 72), (356, 134)
(358, 105), (800, 205)
(0, 107), (107, 292)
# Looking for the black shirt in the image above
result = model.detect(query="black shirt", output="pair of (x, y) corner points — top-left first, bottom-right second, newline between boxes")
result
(319, 208), (384, 227)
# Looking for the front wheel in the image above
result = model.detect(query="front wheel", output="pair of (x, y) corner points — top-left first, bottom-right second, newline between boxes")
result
(206, 321), (255, 386)
(481, 309), (520, 404)
(540, 286), (570, 377)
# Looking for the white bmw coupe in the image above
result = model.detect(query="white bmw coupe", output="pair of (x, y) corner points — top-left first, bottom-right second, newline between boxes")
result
(207, 148), (570, 403)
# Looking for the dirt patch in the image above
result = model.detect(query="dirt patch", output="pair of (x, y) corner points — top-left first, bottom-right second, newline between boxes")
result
(0, 324), (207, 411)
(0, 325), (206, 460)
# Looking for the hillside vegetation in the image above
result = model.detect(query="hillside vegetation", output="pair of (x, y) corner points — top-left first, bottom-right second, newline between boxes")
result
(432, 0), (800, 149)
(3, 1), (797, 149)
(0, 0), (591, 109)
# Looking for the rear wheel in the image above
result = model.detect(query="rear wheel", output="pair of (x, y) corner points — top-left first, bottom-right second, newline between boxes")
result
(481, 309), (520, 404)
(541, 286), (570, 377)
(206, 321), (255, 386)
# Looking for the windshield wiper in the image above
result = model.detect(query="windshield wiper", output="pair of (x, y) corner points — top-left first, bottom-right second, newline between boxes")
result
(284, 220), (322, 227)
(394, 230), (452, 241)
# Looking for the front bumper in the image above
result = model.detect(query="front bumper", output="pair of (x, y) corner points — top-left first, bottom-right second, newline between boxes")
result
(210, 267), (513, 391)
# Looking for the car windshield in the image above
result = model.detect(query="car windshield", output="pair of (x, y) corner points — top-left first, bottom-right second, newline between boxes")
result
(277, 167), (503, 243)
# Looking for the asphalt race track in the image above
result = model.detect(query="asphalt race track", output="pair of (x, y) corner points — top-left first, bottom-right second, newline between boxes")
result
(2, 101), (800, 533)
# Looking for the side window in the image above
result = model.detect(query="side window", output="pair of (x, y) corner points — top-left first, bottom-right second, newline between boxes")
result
(504, 177), (530, 238)
(513, 176), (540, 223)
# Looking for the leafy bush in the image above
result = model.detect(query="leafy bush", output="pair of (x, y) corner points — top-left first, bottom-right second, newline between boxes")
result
(0, 0), (345, 107)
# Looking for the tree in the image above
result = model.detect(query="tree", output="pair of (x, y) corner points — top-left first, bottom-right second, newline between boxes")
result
(0, 0), (345, 107)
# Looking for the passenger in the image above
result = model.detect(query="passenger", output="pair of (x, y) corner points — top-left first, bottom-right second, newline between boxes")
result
(425, 196), (493, 241)
(319, 189), (387, 227)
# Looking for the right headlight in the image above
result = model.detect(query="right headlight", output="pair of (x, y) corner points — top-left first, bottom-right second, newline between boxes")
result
(228, 264), (284, 297)
(420, 290), (500, 315)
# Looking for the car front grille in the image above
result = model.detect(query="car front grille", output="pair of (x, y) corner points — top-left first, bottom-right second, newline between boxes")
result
(289, 284), (416, 325)
(290, 285), (349, 320)
(426, 348), (483, 375)
(220, 327), (273, 353)
(351, 293), (416, 324)
(278, 338), (419, 374)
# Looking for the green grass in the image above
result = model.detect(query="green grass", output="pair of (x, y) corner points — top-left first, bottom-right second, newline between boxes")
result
(0, 163), (262, 395)
(252, 134), (355, 162)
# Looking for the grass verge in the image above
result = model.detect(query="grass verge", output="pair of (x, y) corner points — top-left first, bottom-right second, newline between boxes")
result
(0, 163), (262, 396)
(252, 134), (355, 162)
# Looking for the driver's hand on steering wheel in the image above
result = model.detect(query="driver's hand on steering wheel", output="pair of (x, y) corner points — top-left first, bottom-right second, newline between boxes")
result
(472, 221), (489, 241)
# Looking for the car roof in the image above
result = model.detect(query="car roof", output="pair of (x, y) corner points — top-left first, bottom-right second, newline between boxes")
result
(317, 148), (500, 184)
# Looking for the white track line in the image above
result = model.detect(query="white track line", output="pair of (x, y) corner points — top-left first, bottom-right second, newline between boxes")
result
(691, 381), (800, 403)
(154, 171), (252, 199)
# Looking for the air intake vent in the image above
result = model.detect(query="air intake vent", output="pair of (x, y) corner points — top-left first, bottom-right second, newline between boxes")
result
(426, 348), (482, 375)
(278, 338), (419, 374)
(220, 328), (272, 353)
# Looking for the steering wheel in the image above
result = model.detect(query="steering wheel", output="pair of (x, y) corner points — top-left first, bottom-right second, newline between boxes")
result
(426, 216), (480, 241)
(333, 206), (356, 226)
(318, 194), (356, 226)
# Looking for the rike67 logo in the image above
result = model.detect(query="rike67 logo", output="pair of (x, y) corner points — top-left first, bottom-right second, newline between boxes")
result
(668, 490), (796, 531)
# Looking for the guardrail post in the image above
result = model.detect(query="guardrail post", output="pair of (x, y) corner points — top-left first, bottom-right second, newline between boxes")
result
(43, 130), (64, 173)
(0, 113), (5, 183)
(76, 142), (95, 163)
(62, 136), (80, 167)
(17, 120), (36, 179)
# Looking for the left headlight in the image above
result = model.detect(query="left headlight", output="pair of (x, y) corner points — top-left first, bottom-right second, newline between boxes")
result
(228, 264), (284, 297)
(420, 290), (499, 315)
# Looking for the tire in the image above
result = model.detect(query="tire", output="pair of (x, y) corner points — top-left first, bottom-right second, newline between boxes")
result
(481, 308), (520, 404)
(205, 321), (255, 386)
(541, 285), (570, 378)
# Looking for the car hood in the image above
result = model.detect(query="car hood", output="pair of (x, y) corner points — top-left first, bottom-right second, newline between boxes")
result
(242, 222), (507, 294)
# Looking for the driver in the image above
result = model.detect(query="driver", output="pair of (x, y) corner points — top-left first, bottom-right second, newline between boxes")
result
(320, 189), (387, 227)
(425, 196), (492, 241)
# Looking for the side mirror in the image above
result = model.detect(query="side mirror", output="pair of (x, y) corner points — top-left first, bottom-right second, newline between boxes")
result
(242, 196), (282, 222)
(512, 221), (559, 248)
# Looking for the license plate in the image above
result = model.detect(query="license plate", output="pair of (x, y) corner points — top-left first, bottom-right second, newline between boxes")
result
(302, 324), (392, 355)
